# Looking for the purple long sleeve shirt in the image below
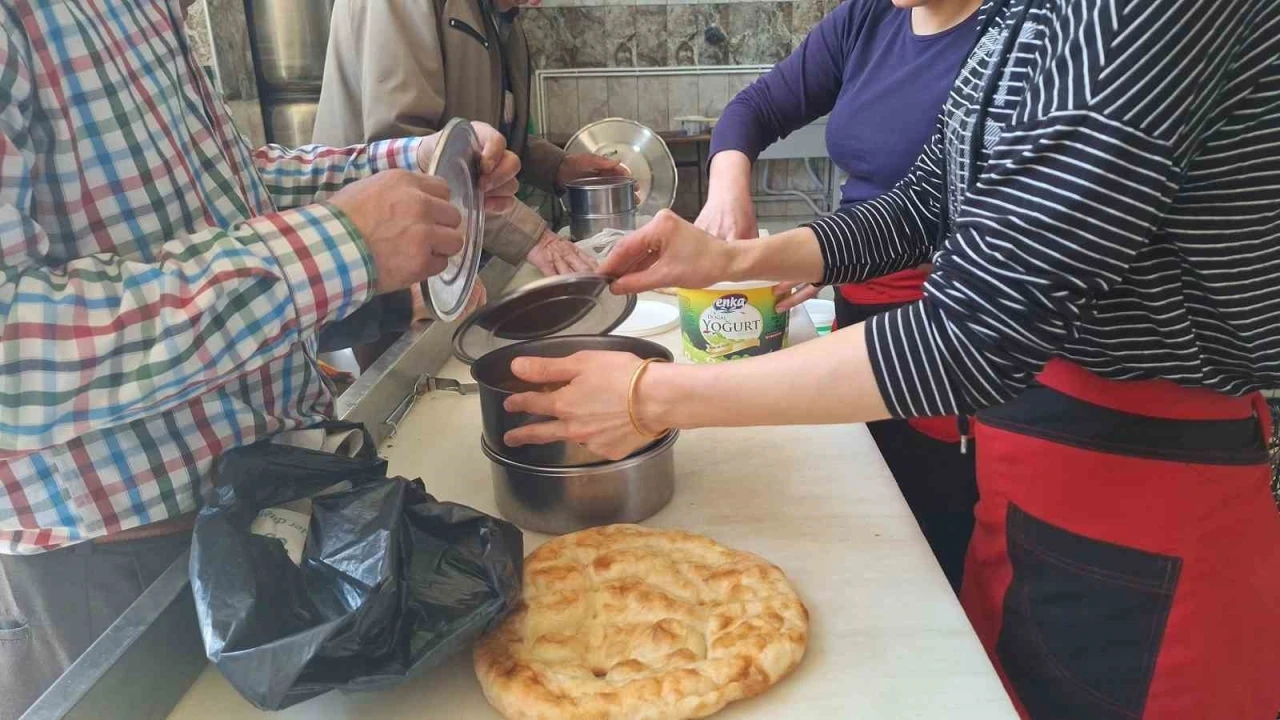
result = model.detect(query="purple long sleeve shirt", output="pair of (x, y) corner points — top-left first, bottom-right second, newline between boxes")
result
(711, 0), (978, 305)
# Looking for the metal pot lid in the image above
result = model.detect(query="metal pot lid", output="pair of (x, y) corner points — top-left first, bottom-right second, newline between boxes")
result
(451, 274), (637, 364)
(422, 118), (485, 323)
(564, 118), (677, 218)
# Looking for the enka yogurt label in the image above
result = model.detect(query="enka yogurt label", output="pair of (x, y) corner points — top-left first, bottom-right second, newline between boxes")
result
(677, 283), (788, 363)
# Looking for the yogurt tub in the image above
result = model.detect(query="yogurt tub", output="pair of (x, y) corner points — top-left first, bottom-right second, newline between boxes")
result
(676, 281), (788, 363)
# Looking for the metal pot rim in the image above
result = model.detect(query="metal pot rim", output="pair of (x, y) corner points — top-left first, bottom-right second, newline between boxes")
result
(565, 176), (638, 190)
(567, 209), (639, 220)
(481, 431), (678, 474)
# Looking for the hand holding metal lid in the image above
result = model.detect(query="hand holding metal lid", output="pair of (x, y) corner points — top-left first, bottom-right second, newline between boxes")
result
(330, 170), (464, 295)
(417, 121), (521, 214)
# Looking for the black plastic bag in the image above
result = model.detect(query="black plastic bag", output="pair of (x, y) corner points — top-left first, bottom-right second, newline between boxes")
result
(189, 426), (523, 710)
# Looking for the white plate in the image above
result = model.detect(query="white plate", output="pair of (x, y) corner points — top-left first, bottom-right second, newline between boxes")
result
(612, 300), (680, 337)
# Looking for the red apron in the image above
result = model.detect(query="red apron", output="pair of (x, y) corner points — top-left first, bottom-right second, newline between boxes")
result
(963, 359), (1280, 719)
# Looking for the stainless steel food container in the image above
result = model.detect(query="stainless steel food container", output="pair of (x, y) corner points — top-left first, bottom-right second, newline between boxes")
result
(565, 176), (637, 216)
(471, 335), (672, 467)
(483, 431), (678, 535)
(262, 99), (318, 147)
(247, 0), (335, 91)
(569, 210), (638, 242)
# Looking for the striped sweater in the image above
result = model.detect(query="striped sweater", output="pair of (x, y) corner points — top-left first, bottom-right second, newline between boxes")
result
(807, 0), (1280, 418)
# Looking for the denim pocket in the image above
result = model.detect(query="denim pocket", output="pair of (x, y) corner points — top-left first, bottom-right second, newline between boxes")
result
(997, 503), (1181, 719)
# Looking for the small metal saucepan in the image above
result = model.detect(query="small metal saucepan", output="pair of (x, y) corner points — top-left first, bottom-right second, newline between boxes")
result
(564, 176), (637, 216)
(483, 430), (677, 535)
(470, 335), (673, 467)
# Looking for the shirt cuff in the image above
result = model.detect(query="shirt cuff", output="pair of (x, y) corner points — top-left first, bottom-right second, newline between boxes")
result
(367, 137), (425, 174)
(244, 204), (376, 336)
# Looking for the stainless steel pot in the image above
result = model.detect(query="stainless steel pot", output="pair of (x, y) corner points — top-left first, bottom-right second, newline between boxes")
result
(263, 99), (318, 147)
(569, 210), (637, 242)
(483, 431), (677, 535)
(565, 176), (636, 216)
(471, 335), (672, 467)
(247, 0), (335, 91)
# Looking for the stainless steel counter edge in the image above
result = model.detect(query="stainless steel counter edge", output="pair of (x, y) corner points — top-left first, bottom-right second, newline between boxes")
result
(336, 259), (519, 446)
(20, 259), (520, 720)
(20, 551), (204, 720)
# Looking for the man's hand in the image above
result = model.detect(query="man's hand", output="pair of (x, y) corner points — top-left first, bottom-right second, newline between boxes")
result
(416, 122), (521, 213)
(472, 122), (521, 213)
(331, 170), (463, 295)
(557, 153), (628, 188)
(527, 230), (598, 276)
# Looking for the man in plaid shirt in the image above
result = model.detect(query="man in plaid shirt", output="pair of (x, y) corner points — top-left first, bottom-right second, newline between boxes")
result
(0, 0), (520, 714)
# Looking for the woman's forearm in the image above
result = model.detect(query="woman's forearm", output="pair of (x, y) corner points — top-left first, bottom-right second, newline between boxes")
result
(638, 321), (892, 431)
(707, 151), (754, 196)
(725, 227), (827, 285)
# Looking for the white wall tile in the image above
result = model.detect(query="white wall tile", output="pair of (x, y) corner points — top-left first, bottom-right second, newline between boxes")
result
(697, 73), (729, 118)
(544, 77), (580, 136)
(577, 77), (610, 125)
(636, 76), (670, 131)
(668, 75), (700, 123)
(606, 76), (640, 121)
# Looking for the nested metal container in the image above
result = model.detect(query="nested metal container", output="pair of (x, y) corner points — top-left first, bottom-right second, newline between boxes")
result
(569, 210), (637, 242)
(565, 176), (638, 241)
(452, 274), (678, 534)
(262, 98), (318, 148)
(471, 335), (672, 467)
(246, 0), (335, 92)
(565, 176), (636, 215)
(484, 431), (677, 535)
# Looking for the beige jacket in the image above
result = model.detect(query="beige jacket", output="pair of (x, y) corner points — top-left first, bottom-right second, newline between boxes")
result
(313, 0), (566, 265)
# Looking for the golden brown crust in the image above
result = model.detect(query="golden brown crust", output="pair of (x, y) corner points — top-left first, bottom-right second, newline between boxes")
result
(474, 525), (808, 720)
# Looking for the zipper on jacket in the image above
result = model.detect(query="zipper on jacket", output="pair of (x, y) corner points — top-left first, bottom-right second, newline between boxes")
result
(448, 18), (490, 49)
(958, 414), (971, 455)
(480, 0), (511, 135)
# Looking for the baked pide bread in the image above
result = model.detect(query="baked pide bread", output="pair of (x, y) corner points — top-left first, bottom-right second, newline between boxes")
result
(474, 525), (808, 720)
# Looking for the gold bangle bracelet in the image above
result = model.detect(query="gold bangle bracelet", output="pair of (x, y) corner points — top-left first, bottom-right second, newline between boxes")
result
(627, 358), (668, 440)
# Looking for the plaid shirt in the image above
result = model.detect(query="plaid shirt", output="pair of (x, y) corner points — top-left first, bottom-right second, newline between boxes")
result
(0, 0), (422, 553)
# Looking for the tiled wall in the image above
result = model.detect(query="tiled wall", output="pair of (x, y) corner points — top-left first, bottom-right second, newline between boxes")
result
(525, 0), (840, 133)
(525, 0), (841, 218)
(520, 1), (818, 72)
(538, 71), (762, 136)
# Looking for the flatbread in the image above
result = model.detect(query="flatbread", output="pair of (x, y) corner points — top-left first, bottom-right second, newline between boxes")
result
(474, 525), (808, 720)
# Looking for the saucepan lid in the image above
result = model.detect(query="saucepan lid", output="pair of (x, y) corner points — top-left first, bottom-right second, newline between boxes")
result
(421, 118), (485, 323)
(451, 274), (637, 364)
(564, 118), (677, 218)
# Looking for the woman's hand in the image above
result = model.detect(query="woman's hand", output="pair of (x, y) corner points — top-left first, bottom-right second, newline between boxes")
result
(600, 210), (738, 294)
(774, 282), (821, 313)
(502, 351), (660, 461)
(527, 230), (598, 276)
(696, 151), (758, 241)
(695, 189), (759, 241)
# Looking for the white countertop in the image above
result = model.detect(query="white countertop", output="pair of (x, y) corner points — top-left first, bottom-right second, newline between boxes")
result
(168, 282), (1016, 720)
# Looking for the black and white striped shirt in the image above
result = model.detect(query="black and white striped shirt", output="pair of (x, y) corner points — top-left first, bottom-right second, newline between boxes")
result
(808, 0), (1280, 418)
